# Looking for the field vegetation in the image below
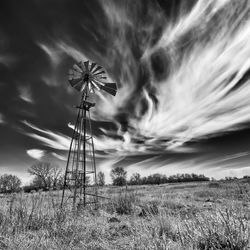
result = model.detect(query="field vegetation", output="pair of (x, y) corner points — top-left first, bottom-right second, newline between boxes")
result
(0, 179), (249, 249)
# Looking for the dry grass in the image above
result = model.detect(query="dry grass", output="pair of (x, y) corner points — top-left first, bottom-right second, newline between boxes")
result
(0, 181), (249, 249)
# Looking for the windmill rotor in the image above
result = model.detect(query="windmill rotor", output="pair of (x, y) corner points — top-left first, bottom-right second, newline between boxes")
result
(68, 60), (117, 96)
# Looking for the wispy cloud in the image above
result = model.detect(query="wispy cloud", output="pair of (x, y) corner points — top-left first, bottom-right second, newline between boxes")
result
(23, 121), (71, 150)
(212, 152), (250, 165)
(51, 152), (67, 161)
(19, 1), (250, 174)
(18, 86), (33, 103)
(98, 0), (250, 155)
(27, 149), (45, 160)
(0, 54), (17, 67)
(56, 41), (88, 62)
(38, 42), (61, 67)
(0, 113), (5, 124)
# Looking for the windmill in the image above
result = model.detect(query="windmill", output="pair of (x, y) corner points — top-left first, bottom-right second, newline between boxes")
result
(61, 60), (117, 210)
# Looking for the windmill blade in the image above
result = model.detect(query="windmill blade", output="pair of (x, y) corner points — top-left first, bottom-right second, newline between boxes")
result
(69, 79), (82, 88)
(68, 73), (82, 84)
(79, 61), (86, 72)
(74, 82), (83, 91)
(93, 77), (113, 84)
(90, 80), (100, 91)
(92, 79), (117, 96)
(92, 79), (117, 93)
(77, 61), (84, 69)
(80, 82), (87, 92)
(74, 81), (85, 91)
(88, 82), (95, 93)
(95, 79), (117, 89)
(90, 62), (97, 72)
(99, 85), (117, 96)
(73, 63), (83, 73)
(92, 65), (103, 74)
(92, 79), (105, 87)
(93, 74), (104, 80)
(69, 70), (82, 79)
(84, 61), (89, 72)
(68, 75), (81, 82)
(105, 82), (117, 90)
(93, 70), (105, 76)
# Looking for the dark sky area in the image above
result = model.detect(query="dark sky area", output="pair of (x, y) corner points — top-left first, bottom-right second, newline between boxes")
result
(1, 0), (250, 184)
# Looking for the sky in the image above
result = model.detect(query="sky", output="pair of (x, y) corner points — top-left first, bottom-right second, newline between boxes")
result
(1, 0), (250, 184)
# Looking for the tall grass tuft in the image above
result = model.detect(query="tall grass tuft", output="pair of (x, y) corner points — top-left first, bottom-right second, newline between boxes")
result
(181, 206), (249, 249)
(109, 191), (138, 215)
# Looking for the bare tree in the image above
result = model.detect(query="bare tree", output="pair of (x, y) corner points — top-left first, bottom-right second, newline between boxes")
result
(50, 165), (62, 188)
(28, 161), (62, 190)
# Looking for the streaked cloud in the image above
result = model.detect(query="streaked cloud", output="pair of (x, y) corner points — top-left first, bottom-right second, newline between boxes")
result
(1, 0), (250, 183)
(212, 152), (250, 165)
(27, 149), (45, 160)
(18, 86), (33, 103)
(56, 41), (88, 62)
(0, 113), (5, 124)
(0, 54), (17, 67)
(23, 121), (71, 150)
(51, 152), (67, 161)
(97, 0), (250, 155)
(38, 43), (61, 67)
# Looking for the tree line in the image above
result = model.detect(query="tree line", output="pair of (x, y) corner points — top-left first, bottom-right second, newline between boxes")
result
(0, 162), (210, 194)
(110, 166), (210, 186)
(0, 161), (106, 193)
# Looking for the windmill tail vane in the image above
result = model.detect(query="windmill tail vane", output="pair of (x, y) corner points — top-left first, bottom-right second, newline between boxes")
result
(61, 60), (117, 210)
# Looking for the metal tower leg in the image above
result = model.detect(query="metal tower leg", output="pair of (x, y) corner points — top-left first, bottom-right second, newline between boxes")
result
(88, 110), (98, 209)
(61, 93), (98, 210)
(61, 106), (81, 208)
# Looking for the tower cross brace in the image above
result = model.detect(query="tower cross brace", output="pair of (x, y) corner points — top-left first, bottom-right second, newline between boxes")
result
(61, 89), (98, 210)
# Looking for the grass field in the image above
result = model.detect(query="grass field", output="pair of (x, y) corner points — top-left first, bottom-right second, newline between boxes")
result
(0, 180), (249, 249)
